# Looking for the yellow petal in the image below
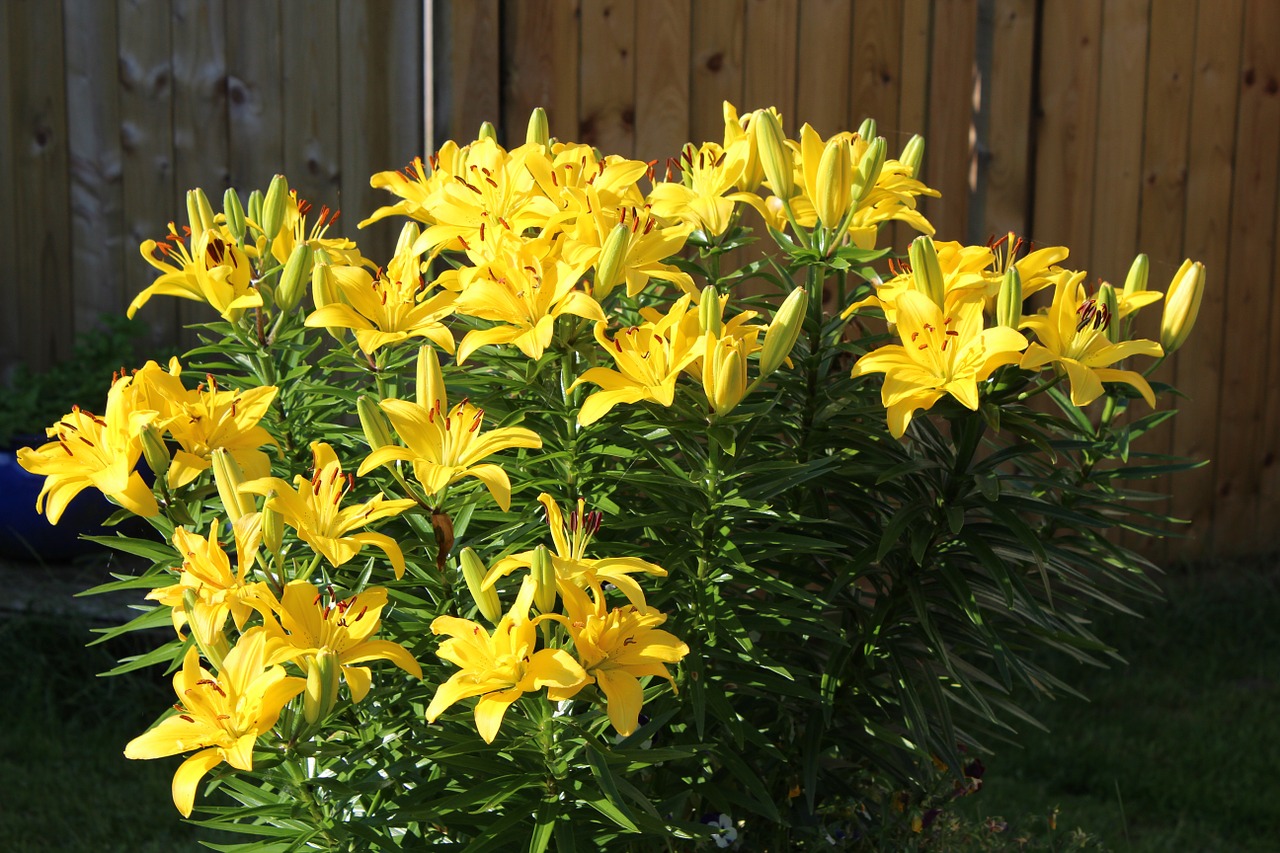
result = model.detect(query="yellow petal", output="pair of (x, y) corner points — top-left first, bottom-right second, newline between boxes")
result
(171, 747), (224, 817)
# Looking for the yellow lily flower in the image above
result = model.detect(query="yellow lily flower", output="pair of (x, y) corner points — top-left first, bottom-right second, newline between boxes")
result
(146, 516), (268, 648)
(1019, 271), (1163, 407)
(360, 149), (457, 229)
(266, 192), (365, 268)
(843, 239), (993, 324)
(304, 260), (456, 356)
(571, 295), (704, 426)
(484, 493), (667, 611)
(547, 584), (688, 736)
(426, 576), (588, 743)
(357, 347), (543, 511)
(851, 290), (1027, 438)
(648, 140), (753, 237)
(560, 198), (695, 299)
(17, 372), (158, 523)
(524, 142), (650, 230)
(241, 442), (416, 578)
(255, 580), (422, 703)
(124, 629), (305, 817)
(128, 224), (262, 321)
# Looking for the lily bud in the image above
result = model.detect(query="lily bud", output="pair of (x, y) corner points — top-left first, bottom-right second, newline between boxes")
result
(416, 344), (446, 410)
(260, 174), (289, 244)
(593, 221), (630, 301)
(704, 335), (748, 417)
(760, 287), (808, 378)
(357, 395), (395, 451)
(699, 285), (723, 336)
(262, 491), (284, 555)
(1160, 259), (1206, 354)
(754, 109), (794, 199)
(394, 221), (421, 256)
(211, 448), (255, 522)
(139, 424), (170, 480)
(899, 134), (925, 178)
(815, 137), (854, 229)
(276, 244), (313, 313)
(908, 237), (946, 309)
(995, 266), (1023, 330)
(311, 262), (346, 342)
(851, 137), (886, 206)
(303, 648), (340, 725)
(1123, 253), (1150, 298)
(246, 189), (264, 232)
(183, 587), (227, 672)
(459, 547), (503, 624)
(478, 121), (498, 142)
(1097, 282), (1121, 344)
(186, 188), (216, 235)
(531, 545), (557, 614)
(857, 117), (877, 142)
(223, 188), (247, 244)
(526, 107), (550, 148)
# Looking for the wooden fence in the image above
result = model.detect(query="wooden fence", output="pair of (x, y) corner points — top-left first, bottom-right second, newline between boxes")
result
(3, 0), (1277, 561)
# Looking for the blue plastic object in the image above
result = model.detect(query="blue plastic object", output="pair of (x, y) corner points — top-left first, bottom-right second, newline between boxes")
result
(0, 436), (118, 561)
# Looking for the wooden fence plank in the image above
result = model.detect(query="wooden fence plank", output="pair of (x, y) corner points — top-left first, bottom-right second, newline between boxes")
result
(979, 0), (1036, 241)
(1253, 2), (1280, 552)
(924, 0), (978, 242)
(848, 0), (899, 142)
(1212, 0), (1280, 556)
(1170, 0), (1244, 559)
(226, 0), (283, 193)
(280, 0), (341, 213)
(894, 0), (930, 250)
(339, 0), (424, 262)
(579, 0), (637, 156)
(635, 0), (690, 162)
(64, 0), (127, 333)
(797, 0), (851, 137)
(743, 0), (798, 122)
(502, 0), (580, 145)
(441, 0), (500, 143)
(1031, 0), (1102, 256)
(690, 0), (745, 145)
(0, 2), (17, 375)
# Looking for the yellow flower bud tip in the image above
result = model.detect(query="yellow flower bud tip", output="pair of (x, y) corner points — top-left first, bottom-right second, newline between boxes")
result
(852, 137), (886, 205)
(753, 108), (794, 199)
(263, 493), (283, 555)
(139, 424), (171, 479)
(526, 107), (550, 148)
(1123, 253), (1150, 297)
(760, 287), (808, 378)
(303, 648), (340, 724)
(857, 117), (877, 141)
(593, 221), (631, 301)
(276, 244), (313, 313)
(815, 137), (854, 229)
(699, 285), (724, 335)
(1096, 283), (1121, 343)
(460, 547), (503, 624)
(908, 237), (946, 309)
(996, 266), (1023, 329)
(211, 448), (254, 522)
(261, 174), (289, 242)
(531, 545), (557, 614)
(1160, 259), (1205, 354)
(899, 134), (925, 178)
(478, 121), (498, 142)
(357, 395), (395, 451)
(186, 188), (216, 234)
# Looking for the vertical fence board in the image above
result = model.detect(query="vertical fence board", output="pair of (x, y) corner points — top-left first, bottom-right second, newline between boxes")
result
(226, 0), (282, 193)
(690, 0), (745, 145)
(1212, 0), (1280, 556)
(924, 0), (978, 242)
(894, 0), (930, 250)
(280, 1), (341, 212)
(848, 0), (899, 141)
(980, 0), (1036, 240)
(118, 0), (179, 349)
(1253, 3), (1280, 551)
(579, 0), (637, 156)
(64, 0), (126, 332)
(339, 0), (424, 261)
(1171, 0), (1243, 558)
(442, 0), (500, 143)
(502, 0), (580, 145)
(743, 0), (798, 121)
(797, 0), (851, 137)
(0, 2), (17, 374)
(635, 0), (690, 162)
(1032, 0), (1102, 254)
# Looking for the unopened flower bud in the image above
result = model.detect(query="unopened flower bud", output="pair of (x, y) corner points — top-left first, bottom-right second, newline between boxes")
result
(996, 266), (1023, 330)
(394, 221), (421, 256)
(526, 107), (550, 148)
(754, 109), (794, 200)
(1160, 259), (1205, 354)
(857, 117), (877, 142)
(1097, 282), (1120, 344)
(303, 648), (340, 725)
(139, 424), (170, 480)
(357, 395), (395, 451)
(262, 491), (284, 555)
(478, 121), (498, 142)
(760, 287), (808, 377)
(699, 285), (723, 336)
(593, 221), (630, 301)
(223, 188), (247, 244)
(899, 134), (925, 178)
(211, 448), (255, 522)
(531, 545), (557, 614)
(1123, 253), (1149, 298)
(246, 190), (264, 231)
(909, 237), (946, 309)
(186, 188), (216, 235)
(851, 137), (886, 206)
(415, 345), (446, 410)
(311, 262), (346, 342)
(276, 244), (313, 313)
(183, 587), (227, 671)
(704, 336), (748, 416)
(260, 174), (289, 244)
(815, 137), (854, 229)
(460, 547), (503, 624)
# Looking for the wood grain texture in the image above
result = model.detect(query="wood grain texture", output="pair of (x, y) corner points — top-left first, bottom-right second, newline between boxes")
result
(579, 0), (637, 156)
(280, 0), (341, 213)
(1212, 0), (1279, 555)
(690, 0), (745, 145)
(635, 0), (690, 163)
(743, 0), (798, 121)
(502, 0), (580, 145)
(796, 0), (851, 138)
(0, 1), (16, 374)
(894, 0), (930, 251)
(848, 0), (899, 142)
(924, 0), (978, 242)
(1170, 0), (1244, 559)
(980, 0), (1035, 240)
(442, 0), (500, 142)
(226, 0), (283, 192)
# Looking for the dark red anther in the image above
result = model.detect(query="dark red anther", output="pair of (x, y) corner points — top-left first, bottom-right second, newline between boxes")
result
(480, 222), (485, 242)
(614, 338), (623, 352)
(458, 236), (470, 251)
(179, 714), (195, 723)
(458, 177), (482, 194)
(550, 169), (558, 187)
(623, 637), (637, 646)
(643, 217), (656, 235)
(353, 606), (367, 622)
(497, 216), (511, 229)
(714, 152), (726, 168)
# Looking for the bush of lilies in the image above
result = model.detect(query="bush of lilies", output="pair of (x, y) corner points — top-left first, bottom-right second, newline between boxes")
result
(18, 103), (1205, 850)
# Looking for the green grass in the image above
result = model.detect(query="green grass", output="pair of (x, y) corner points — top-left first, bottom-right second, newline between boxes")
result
(952, 558), (1280, 851)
